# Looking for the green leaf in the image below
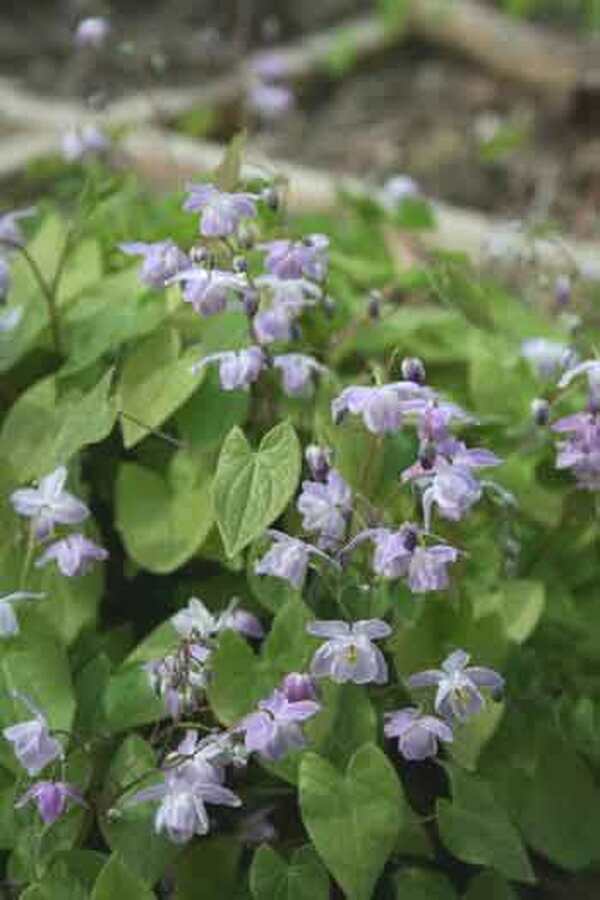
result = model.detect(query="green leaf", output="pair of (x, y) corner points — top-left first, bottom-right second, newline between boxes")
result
(214, 131), (247, 191)
(91, 854), (155, 900)
(473, 580), (545, 644)
(250, 845), (329, 900)
(393, 867), (457, 900)
(100, 736), (178, 884)
(207, 630), (263, 725)
(117, 327), (201, 448)
(0, 369), (116, 482)
(463, 870), (517, 900)
(299, 744), (403, 900)
(449, 702), (504, 772)
(102, 663), (164, 732)
(260, 599), (316, 682)
(175, 837), (242, 899)
(176, 368), (250, 451)
(214, 422), (301, 557)
(437, 765), (534, 884)
(307, 683), (376, 770)
(115, 451), (214, 573)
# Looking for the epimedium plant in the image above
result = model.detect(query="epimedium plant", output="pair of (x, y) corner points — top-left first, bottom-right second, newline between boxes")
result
(0, 135), (600, 900)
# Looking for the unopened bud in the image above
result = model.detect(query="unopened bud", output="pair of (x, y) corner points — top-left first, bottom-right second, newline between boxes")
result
(190, 245), (211, 266)
(305, 445), (332, 482)
(401, 356), (426, 385)
(233, 255), (248, 274)
(531, 398), (550, 426)
(243, 288), (259, 318)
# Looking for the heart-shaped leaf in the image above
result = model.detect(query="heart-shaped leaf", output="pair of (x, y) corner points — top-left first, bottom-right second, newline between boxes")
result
(250, 845), (329, 900)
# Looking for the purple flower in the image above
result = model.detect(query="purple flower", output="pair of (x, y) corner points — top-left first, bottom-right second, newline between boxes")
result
(348, 526), (458, 593)
(3, 699), (63, 776)
(552, 411), (600, 490)
(16, 780), (85, 825)
(10, 466), (89, 541)
(251, 51), (289, 81)
(145, 643), (211, 720)
(0, 207), (36, 249)
(183, 183), (257, 238)
(332, 382), (432, 435)
(248, 83), (294, 121)
(62, 126), (109, 163)
(119, 240), (189, 289)
(408, 649), (504, 722)
(126, 735), (241, 844)
(261, 236), (329, 282)
(255, 275), (322, 313)
(0, 305), (22, 332)
(273, 354), (325, 397)
(255, 530), (338, 589)
(167, 267), (245, 316)
(241, 688), (320, 761)
(521, 338), (572, 380)
(307, 619), (391, 685)
(378, 175), (420, 211)
(194, 346), (266, 391)
(297, 469), (352, 550)
(172, 597), (263, 641)
(0, 591), (44, 638)
(416, 401), (474, 448)
(305, 445), (333, 482)
(384, 708), (453, 761)
(281, 672), (318, 703)
(254, 306), (294, 344)
(35, 533), (107, 577)
(558, 359), (600, 405)
(74, 16), (110, 49)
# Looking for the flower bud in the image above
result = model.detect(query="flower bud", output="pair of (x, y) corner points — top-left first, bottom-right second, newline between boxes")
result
(243, 288), (259, 318)
(305, 445), (332, 482)
(402, 526), (419, 552)
(233, 255), (248, 274)
(418, 440), (437, 470)
(367, 290), (381, 320)
(281, 672), (318, 703)
(401, 356), (426, 385)
(531, 398), (550, 426)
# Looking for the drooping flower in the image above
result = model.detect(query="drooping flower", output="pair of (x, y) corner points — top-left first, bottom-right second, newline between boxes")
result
(407, 649), (504, 722)
(307, 619), (391, 685)
(260, 236), (329, 282)
(74, 16), (110, 49)
(145, 643), (211, 720)
(62, 126), (110, 163)
(384, 708), (453, 761)
(254, 530), (337, 589)
(183, 183), (257, 238)
(240, 688), (320, 761)
(332, 382), (432, 435)
(171, 597), (263, 641)
(273, 353), (325, 397)
(193, 346), (266, 391)
(119, 240), (189, 289)
(552, 411), (600, 490)
(253, 306), (295, 344)
(167, 267), (246, 316)
(521, 337), (573, 380)
(558, 359), (600, 403)
(35, 533), (107, 577)
(378, 175), (420, 211)
(281, 672), (318, 703)
(10, 466), (89, 541)
(250, 51), (289, 82)
(248, 83), (294, 121)
(3, 698), (63, 776)
(345, 525), (458, 593)
(0, 207), (36, 249)
(297, 469), (352, 549)
(254, 275), (323, 314)
(305, 445), (333, 482)
(0, 591), (44, 638)
(16, 780), (85, 825)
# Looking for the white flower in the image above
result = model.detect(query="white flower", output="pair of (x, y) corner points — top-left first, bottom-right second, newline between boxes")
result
(10, 466), (89, 539)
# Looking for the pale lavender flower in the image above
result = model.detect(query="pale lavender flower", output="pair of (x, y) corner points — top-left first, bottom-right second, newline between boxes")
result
(35, 533), (107, 577)
(172, 597), (263, 641)
(416, 401), (475, 449)
(378, 175), (420, 212)
(273, 354), (325, 397)
(16, 780), (85, 825)
(408, 649), (504, 722)
(10, 466), (89, 541)
(347, 526), (458, 593)
(145, 644), (211, 720)
(281, 672), (318, 703)
(167, 267), (245, 316)
(249, 83), (294, 121)
(255, 275), (322, 314)
(254, 306), (295, 344)
(305, 445), (332, 482)
(3, 698), (63, 776)
(255, 530), (338, 589)
(401, 357), (426, 385)
(297, 469), (352, 550)
(74, 16), (110, 49)
(0, 207), (36, 248)
(0, 305), (22, 332)
(194, 346), (266, 391)
(0, 591), (44, 638)
(559, 359), (600, 400)
(384, 707), (453, 760)
(119, 240), (188, 289)
(241, 688), (320, 761)
(521, 338), (572, 380)
(261, 236), (329, 282)
(251, 51), (289, 81)
(183, 183), (257, 238)
(552, 411), (600, 490)
(332, 382), (432, 435)
(62, 125), (109, 163)
(307, 619), (391, 685)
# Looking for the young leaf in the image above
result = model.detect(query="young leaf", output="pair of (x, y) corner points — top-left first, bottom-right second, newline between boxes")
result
(214, 422), (301, 558)
(214, 131), (247, 192)
(299, 744), (403, 900)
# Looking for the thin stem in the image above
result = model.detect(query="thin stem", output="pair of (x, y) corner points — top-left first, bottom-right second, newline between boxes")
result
(0, 239), (62, 354)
